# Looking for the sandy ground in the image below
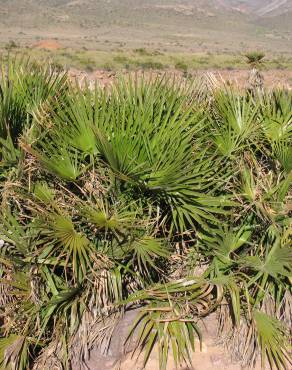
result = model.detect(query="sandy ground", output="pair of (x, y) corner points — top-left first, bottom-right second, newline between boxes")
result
(68, 68), (292, 90)
(75, 313), (263, 370)
(33, 39), (63, 50)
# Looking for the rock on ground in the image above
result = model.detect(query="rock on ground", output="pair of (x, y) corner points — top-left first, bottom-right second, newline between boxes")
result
(73, 311), (263, 370)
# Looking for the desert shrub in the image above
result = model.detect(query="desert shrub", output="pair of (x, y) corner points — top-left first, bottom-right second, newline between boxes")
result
(0, 60), (291, 370)
(77, 56), (95, 71)
(113, 55), (130, 64)
(244, 51), (265, 66)
(136, 60), (164, 69)
(102, 62), (114, 71)
(175, 61), (188, 71)
(4, 40), (18, 50)
(197, 56), (209, 65)
(133, 47), (151, 56)
(50, 61), (65, 72)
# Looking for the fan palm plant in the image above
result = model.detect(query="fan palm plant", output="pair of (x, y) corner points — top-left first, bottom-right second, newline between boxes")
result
(0, 60), (291, 370)
(245, 51), (265, 68)
(244, 52), (265, 93)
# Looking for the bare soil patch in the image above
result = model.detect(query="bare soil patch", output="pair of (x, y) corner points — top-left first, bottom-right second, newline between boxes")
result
(74, 313), (264, 370)
(33, 39), (62, 50)
(68, 68), (292, 90)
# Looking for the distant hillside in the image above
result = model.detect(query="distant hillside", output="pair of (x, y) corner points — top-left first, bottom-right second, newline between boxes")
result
(0, 0), (291, 54)
(235, 0), (292, 16)
(1, 1), (292, 22)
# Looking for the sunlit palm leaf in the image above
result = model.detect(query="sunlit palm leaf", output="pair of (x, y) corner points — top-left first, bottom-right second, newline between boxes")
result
(253, 311), (291, 369)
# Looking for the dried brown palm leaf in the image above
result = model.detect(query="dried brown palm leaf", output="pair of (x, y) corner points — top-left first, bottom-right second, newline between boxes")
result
(33, 340), (65, 370)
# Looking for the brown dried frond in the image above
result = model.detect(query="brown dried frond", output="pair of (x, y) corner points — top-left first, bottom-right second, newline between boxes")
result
(33, 340), (64, 370)
(69, 311), (121, 366)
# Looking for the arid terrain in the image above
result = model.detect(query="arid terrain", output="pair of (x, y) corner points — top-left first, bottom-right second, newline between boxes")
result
(68, 67), (292, 89)
(73, 312), (265, 370)
(1, 1), (292, 52)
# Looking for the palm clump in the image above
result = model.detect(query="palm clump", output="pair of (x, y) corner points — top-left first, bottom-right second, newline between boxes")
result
(245, 51), (266, 93)
(0, 60), (291, 370)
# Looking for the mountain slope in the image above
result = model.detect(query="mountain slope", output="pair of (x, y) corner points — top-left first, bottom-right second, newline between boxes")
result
(0, 1), (254, 32)
(1, 1), (291, 26)
(0, 1), (291, 53)
(201, 1), (292, 16)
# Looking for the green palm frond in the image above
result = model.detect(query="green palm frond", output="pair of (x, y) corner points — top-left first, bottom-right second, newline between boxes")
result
(41, 286), (84, 336)
(212, 88), (259, 157)
(260, 89), (292, 143)
(241, 235), (291, 290)
(127, 301), (201, 370)
(199, 223), (252, 264)
(0, 211), (31, 255)
(211, 275), (242, 325)
(0, 58), (67, 167)
(244, 51), (265, 67)
(263, 241), (292, 278)
(253, 311), (291, 369)
(0, 133), (21, 167)
(238, 158), (291, 222)
(0, 335), (29, 370)
(23, 141), (86, 181)
(32, 181), (55, 203)
(240, 165), (258, 202)
(79, 196), (140, 234)
(37, 213), (94, 280)
(33, 83), (97, 155)
(130, 236), (170, 275)
(273, 140), (292, 172)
